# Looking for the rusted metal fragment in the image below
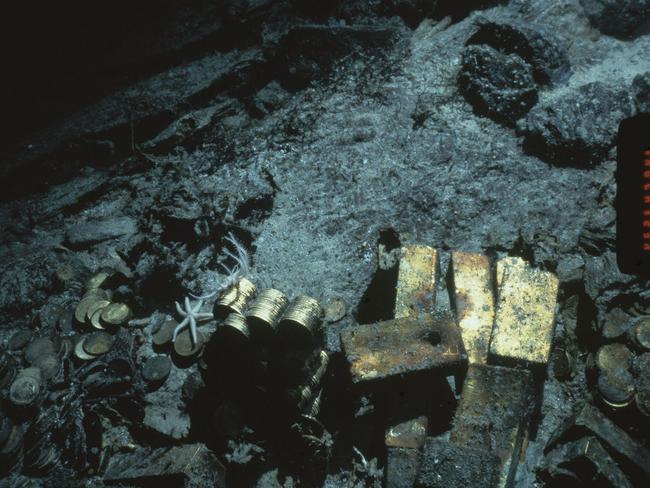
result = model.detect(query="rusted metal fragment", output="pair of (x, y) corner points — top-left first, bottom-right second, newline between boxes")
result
(103, 443), (225, 487)
(386, 447), (422, 488)
(395, 246), (439, 319)
(544, 436), (633, 488)
(340, 312), (466, 386)
(490, 256), (559, 366)
(415, 438), (499, 488)
(450, 252), (495, 364)
(546, 403), (650, 476)
(450, 365), (534, 488)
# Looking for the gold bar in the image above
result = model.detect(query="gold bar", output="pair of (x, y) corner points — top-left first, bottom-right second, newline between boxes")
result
(490, 257), (559, 365)
(450, 365), (534, 488)
(450, 252), (495, 364)
(394, 245), (438, 319)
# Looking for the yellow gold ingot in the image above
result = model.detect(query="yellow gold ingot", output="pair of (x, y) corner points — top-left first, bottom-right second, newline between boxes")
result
(450, 252), (494, 364)
(489, 257), (559, 365)
(394, 246), (438, 319)
(214, 278), (257, 319)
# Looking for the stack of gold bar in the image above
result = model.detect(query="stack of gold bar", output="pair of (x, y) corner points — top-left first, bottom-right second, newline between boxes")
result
(370, 245), (560, 488)
(447, 253), (557, 488)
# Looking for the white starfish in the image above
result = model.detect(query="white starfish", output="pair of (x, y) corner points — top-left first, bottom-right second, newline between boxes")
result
(173, 297), (214, 345)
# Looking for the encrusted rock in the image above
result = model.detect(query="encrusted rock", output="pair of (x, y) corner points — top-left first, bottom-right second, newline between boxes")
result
(632, 71), (650, 113)
(458, 45), (538, 126)
(466, 20), (571, 84)
(519, 82), (636, 165)
(580, 0), (650, 37)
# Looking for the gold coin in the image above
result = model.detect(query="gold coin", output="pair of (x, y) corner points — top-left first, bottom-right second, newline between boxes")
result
(8, 329), (33, 350)
(84, 270), (112, 291)
(73, 337), (95, 361)
(324, 297), (347, 323)
(25, 338), (57, 365)
(100, 303), (132, 326)
(33, 354), (61, 380)
(83, 331), (115, 356)
(90, 308), (106, 330)
(173, 329), (205, 357)
(86, 299), (111, 323)
(75, 296), (105, 325)
(81, 288), (111, 301)
(152, 320), (178, 346)
(9, 374), (42, 406)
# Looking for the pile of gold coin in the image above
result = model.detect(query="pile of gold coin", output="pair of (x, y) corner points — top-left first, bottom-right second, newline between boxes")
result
(74, 271), (132, 331)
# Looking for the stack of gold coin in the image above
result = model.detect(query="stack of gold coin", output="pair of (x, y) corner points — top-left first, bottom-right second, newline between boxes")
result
(214, 278), (257, 319)
(222, 312), (251, 341)
(246, 288), (289, 340)
(278, 296), (323, 348)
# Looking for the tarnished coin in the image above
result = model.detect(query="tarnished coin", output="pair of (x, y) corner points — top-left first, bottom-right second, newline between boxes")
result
(90, 308), (106, 330)
(33, 354), (61, 380)
(10, 373), (42, 406)
(597, 370), (636, 408)
(142, 356), (172, 383)
(73, 337), (96, 361)
(0, 425), (23, 456)
(83, 331), (115, 356)
(173, 329), (205, 357)
(595, 343), (633, 373)
(100, 303), (132, 326)
(75, 296), (104, 324)
(25, 338), (57, 365)
(7, 329), (33, 350)
(84, 270), (112, 291)
(601, 308), (635, 339)
(0, 355), (17, 389)
(0, 414), (12, 446)
(57, 308), (75, 333)
(58, 337), (74, 359)
(33, 445), (60, 473)
(324, 297), (347, 323)
(86, 299), (111, 324)
(82, 288), (111, 301)
(152, 320), (178, 347)
(632, 318), (650, 351)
